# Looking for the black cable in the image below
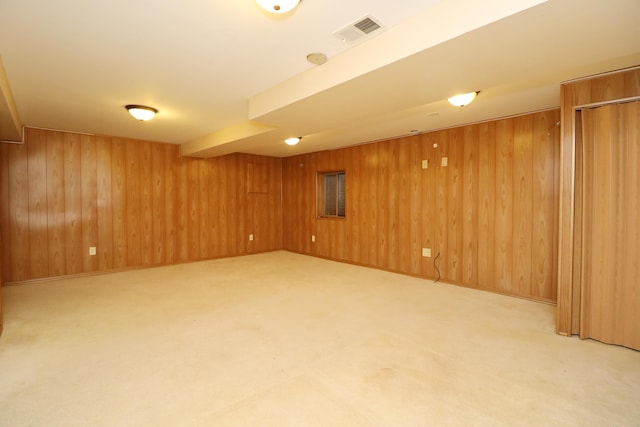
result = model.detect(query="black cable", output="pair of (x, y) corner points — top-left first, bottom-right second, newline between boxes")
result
(434, 252), (441, 283)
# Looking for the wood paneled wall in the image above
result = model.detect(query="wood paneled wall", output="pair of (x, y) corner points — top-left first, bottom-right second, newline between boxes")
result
(283, 110), (560, 303)
(557, 66), (640, 335)
(0, 128), (282, 283)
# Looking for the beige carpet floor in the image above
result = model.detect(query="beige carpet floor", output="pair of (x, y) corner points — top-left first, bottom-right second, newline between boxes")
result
(0, 251), (638, 426)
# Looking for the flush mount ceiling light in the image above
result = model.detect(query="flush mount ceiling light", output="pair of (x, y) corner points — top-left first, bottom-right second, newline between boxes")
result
(125, 104), (158, 121)
(447, 91), (479, 107)
(255, 0), (300, 14)
(284, 137), (301, 146)
(306, 52), (327, 65)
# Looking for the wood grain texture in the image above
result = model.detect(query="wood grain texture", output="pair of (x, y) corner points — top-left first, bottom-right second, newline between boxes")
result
(579, 101), (640, 350)
(0, 130), (282, 283)
(80, 134), (98, 273)
(63, 133), (82, 275)
(557, 66), (640, 335)
(0, 143), (10, 283)
(283, 110), (560, 302)
(27, 129), (48, 279)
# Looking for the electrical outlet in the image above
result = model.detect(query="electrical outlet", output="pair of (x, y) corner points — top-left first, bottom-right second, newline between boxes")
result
(311, 235), (316, 242)
(441, 157), (448, 167)
(422, 248), (431, 257)
(421, 159), (428, 169)
(89, 247), (96, 256)
(249, 234), (254, 241)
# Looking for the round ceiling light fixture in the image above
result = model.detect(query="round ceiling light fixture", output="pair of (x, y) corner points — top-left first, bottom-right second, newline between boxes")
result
(255, 0), (300, 14)
(125, 105), (158, 121)
(284, 137), (301, 146)
(306, 52), (327, 65)
(447, 91), (479, 107)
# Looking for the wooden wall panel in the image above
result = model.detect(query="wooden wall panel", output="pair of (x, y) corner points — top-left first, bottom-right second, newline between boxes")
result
(283, 110), (561, 303)
(46, 131), (66, 277)
(0, 129), (282, 283)
(557, 66), (640, 335)
(111, 139), (128, 269)
(63, 133), (82, 275)
(0, 143), (10, 282)
(151, 143), (166, 265)
(513, 116), (533, 297)
(164, 144), (177, 264)
(462, 126), (479, 286)
(139, 142), (153, 266)
(494, 119), (514, 293)
(27, 129), (48, 279)
(96, 136), (113, 270)
(80, 134), (98, 273)
(477, 122), (496, 288)
(532, 112), (557, 300)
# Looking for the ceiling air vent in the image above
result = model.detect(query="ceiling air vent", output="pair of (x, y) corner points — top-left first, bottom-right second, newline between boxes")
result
(333, 15), (383, 44)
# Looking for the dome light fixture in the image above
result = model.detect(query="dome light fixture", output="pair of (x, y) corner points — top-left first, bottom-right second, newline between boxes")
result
(125, 104), (158, 121)
(284, 137), (301, 146)
(255, 0), (300, 14)
(447, 91), (479, 107)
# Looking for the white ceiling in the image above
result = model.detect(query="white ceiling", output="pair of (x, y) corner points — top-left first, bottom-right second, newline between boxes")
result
(0, 0), (639, 157)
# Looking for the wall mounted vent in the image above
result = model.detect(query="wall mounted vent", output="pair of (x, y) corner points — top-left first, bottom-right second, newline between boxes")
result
(333, 15), (383, 44)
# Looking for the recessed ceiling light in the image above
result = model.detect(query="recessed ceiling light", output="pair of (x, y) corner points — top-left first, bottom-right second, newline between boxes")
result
(125, 105), (158, 121)
(284, 137), (301, 146)
(447, 91), (479, 107)
(255, 0), (300, 14)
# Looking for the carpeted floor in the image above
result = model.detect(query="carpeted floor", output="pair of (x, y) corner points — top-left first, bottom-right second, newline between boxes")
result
(0, 251), (638, 426)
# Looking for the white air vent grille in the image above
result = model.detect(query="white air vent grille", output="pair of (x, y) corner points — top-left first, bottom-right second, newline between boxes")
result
(354, 17), (381, 34)
(333, 15), (384, 43)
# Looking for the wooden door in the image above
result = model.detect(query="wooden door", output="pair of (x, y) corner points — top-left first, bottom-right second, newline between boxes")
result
(579, 100), (640, 350)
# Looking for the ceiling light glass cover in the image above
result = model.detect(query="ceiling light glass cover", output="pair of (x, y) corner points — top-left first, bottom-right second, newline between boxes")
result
(447, 92), (478, 107)
(256, 0), (300, 14)
(284, 137), (301, 146)
(125, 105), (158, 121)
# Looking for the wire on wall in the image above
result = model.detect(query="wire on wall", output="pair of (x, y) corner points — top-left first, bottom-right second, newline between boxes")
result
(434, 252), (441, 283)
